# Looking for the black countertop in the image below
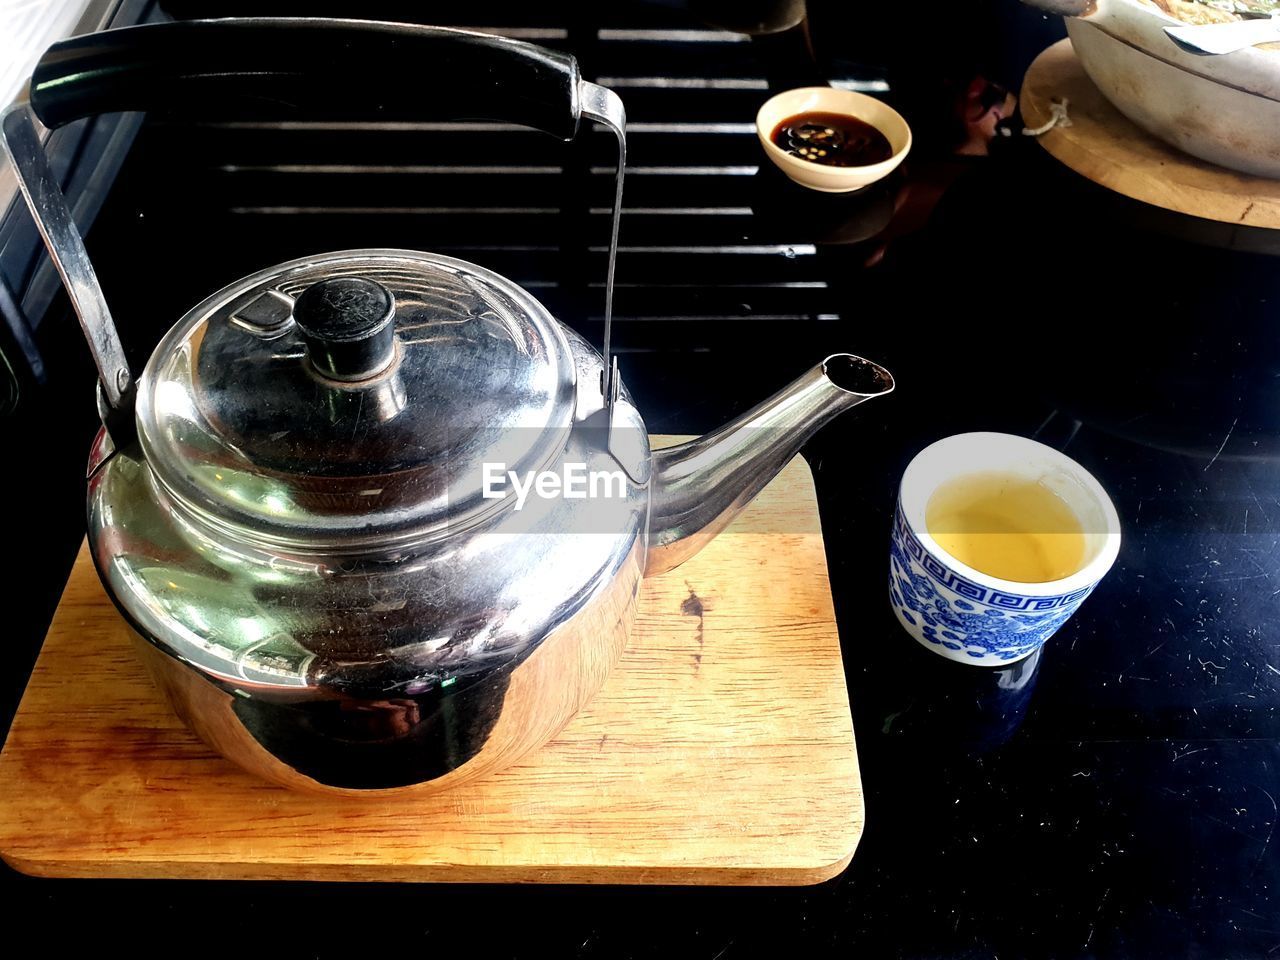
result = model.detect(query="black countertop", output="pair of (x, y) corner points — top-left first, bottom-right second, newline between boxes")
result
(3, 4), (1279, 957)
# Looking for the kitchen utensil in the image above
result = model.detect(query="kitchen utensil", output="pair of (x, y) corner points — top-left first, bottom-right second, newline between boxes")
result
(889, 433), (1120, 666)
(0, 457), (863, 884)
(1021, 39), (1280, 232)
(755, 87), (911, 193)
(1165, 16), (1280, 55)
(2, 19), (894, 794)
(1038, 0), (1280, 177)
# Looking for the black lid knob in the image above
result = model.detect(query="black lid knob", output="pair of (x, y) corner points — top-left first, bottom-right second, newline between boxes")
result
(293, 277), (397, 382)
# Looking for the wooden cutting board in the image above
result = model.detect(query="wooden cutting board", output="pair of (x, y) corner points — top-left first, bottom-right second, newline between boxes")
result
(1022, 39), (1280, 230)
(0, 449), (862, 885)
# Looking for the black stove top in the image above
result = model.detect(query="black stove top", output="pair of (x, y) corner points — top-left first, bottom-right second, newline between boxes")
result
(4, 4), (1280, 958)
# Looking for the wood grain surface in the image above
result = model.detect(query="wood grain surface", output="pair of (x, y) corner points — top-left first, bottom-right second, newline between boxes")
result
(1022, 39), (1280, 229)
(0, 448), (862, 885)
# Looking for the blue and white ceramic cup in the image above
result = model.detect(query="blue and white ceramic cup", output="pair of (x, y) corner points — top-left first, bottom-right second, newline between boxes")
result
(889, 432), (1121, 666)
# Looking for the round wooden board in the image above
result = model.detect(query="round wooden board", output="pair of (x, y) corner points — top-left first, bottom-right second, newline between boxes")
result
(1021, 39), (1280, 229)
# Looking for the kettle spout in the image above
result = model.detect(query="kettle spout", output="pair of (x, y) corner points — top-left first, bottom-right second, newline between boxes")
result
(646, 354), (894, 577)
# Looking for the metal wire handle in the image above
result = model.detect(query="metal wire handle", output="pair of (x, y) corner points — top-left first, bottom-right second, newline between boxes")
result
(0, 20), (626, 430)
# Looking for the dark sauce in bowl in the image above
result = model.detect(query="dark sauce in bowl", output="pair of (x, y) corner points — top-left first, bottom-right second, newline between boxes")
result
(771, 111), (894, 167)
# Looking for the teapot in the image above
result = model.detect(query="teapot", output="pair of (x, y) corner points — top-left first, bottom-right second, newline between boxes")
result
(3, 19), (893, 794)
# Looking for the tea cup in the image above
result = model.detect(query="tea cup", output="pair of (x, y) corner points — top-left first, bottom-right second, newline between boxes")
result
(889, 432), (1121, 666)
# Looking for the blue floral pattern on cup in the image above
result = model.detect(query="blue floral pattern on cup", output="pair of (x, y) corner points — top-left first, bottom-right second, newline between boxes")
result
(889, 503), (1094, 663)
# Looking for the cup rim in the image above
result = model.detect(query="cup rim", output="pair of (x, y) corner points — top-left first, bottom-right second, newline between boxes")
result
(899, 432), (1122, 598)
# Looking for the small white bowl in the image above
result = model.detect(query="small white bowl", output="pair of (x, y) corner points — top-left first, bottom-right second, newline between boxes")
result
(755, 87), (912, 193)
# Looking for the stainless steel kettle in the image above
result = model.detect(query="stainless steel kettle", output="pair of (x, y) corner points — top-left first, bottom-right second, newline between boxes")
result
(3, 18), (894, 794)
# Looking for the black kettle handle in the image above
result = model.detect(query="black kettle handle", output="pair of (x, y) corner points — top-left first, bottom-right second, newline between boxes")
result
(5, 18), (626, 438)
(30, 18), (583, 139)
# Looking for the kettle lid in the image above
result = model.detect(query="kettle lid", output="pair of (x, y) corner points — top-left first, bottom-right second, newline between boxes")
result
(135, 249), (576, 552)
